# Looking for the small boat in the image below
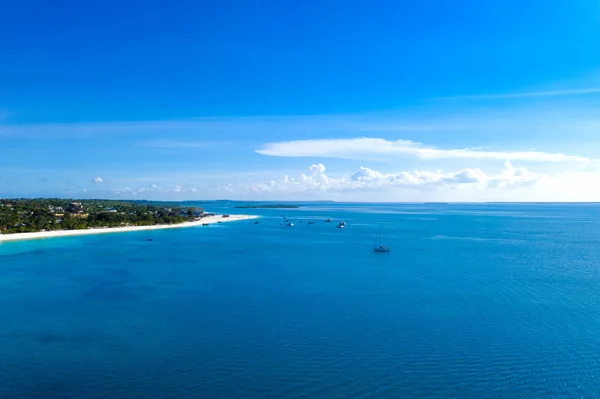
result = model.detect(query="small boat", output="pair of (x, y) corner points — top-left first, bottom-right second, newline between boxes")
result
(145, 238), (153, 242)
(326, 218), (332, 223)
(253, 221), (260, 224)
(202, 223), (210, 226)
(373, 230), (390, 253)
(337, 220), (346, 228)
(287, 222), (294, 227)
(308, 221), (314, 225)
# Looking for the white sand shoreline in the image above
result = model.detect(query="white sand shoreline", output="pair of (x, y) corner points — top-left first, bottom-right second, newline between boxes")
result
(0, 214), (258, 243)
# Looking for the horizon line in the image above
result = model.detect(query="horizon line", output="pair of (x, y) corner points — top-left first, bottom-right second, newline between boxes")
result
(2, 197), (599, 205)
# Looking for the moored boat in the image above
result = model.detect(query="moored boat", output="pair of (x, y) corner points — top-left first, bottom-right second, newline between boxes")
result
(373, 230), (390, 252)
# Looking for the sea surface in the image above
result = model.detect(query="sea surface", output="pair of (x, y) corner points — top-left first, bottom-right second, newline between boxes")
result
(1, 203), (600, 398)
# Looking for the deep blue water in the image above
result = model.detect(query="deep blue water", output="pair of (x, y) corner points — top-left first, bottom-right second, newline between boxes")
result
(2, 203), (600, 398)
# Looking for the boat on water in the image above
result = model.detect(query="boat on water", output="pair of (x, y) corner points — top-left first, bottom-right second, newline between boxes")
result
(373, 230), (390, 253)
(326, 218), (333, 222)
(145, 238), (153, 242)
(287, 222), (294, 227)
(253, 221), (260, 224)
(337, 220), (346, 228)
(308, 221), (315, 225)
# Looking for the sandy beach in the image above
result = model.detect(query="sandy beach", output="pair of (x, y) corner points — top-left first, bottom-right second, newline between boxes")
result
(0, 214), (258, 243)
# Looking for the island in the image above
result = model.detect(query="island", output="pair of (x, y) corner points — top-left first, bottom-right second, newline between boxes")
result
(233, 204), (300, 209)
(0, 199), (256, 241)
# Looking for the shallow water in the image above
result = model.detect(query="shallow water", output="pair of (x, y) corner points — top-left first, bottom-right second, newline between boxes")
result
(1, 203), (600, 398)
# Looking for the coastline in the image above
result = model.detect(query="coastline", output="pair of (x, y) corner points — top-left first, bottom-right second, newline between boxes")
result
(0, 214), (258, 243)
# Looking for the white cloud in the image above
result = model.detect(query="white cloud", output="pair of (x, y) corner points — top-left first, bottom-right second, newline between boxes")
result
(351, 167), (385, 182)
(256, 138), (594, 163)
(351, 166), (488, 186)
(309, 163), (326, 174)
(86, 182), (200, 199)
(542, 171), (600, 200)
(226, 162), (545, 197)
(93, 176), (104, 183)
(488, 161), (541, 188)
(76, 162), (599, 202)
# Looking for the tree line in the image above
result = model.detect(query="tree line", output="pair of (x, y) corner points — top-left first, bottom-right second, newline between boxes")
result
(0, 199), (204, 234)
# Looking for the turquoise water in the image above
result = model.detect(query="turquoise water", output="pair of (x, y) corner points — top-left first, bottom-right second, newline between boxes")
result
(2, 203), (600, 398)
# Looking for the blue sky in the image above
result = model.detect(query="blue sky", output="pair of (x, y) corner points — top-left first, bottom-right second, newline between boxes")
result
(2, 0), (600, 201)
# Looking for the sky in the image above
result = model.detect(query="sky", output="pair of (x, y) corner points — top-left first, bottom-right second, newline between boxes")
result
(1, 0), (600, 201)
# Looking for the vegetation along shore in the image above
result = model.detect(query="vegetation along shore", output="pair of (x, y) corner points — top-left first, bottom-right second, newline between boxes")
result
(0, 199), (255, 241)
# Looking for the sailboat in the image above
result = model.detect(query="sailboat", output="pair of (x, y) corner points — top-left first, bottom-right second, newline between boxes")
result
(373, 230), (390, 253)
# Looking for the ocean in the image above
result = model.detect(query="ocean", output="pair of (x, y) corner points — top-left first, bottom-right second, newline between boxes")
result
(1, 203), (600, 398)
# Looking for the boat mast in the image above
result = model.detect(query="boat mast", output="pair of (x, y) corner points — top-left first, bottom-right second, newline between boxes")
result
(374, 229), (381, 248)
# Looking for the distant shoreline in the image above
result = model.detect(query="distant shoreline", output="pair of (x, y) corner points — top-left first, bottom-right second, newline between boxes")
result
(234, 204), (299, 209)
(0, 214), (257, 243)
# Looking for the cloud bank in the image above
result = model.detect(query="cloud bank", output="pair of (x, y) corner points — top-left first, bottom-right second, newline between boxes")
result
(226, 162), (543, 196)
(256, 138), (594, 163)
(61, 162), (600, 202)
